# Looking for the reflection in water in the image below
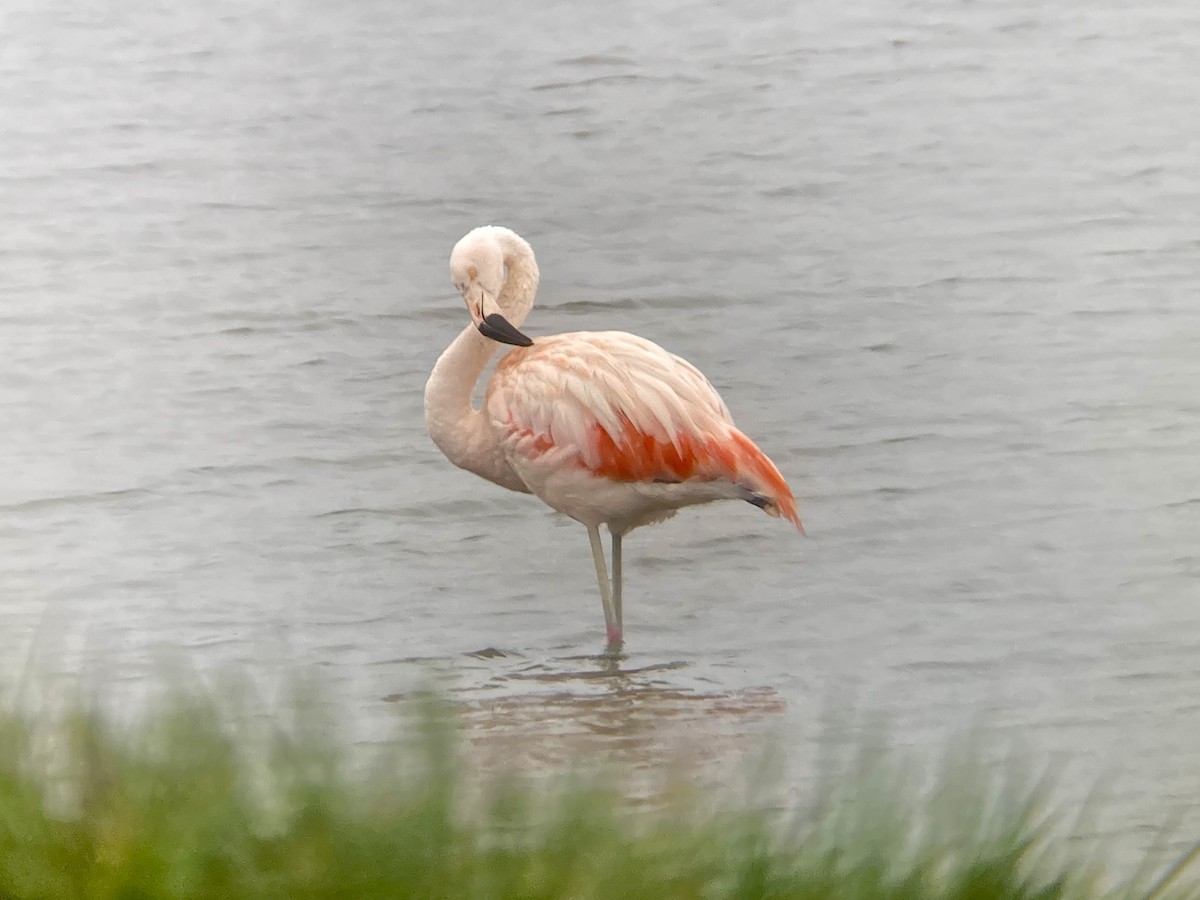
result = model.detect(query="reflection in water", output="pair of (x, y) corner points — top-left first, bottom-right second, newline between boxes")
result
(389, 651), (787, 789)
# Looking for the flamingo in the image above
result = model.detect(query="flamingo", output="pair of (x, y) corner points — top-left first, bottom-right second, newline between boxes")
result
(424, 225), (803, 654)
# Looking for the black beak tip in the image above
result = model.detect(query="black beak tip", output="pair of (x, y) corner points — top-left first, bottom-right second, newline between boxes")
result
(478, 313), (534, 347)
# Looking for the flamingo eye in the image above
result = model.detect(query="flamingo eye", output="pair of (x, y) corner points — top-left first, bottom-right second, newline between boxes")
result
(467, 265), (478, 280)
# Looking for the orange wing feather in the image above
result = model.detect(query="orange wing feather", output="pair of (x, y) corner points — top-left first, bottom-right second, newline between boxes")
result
(589, 414), (802, 531)
(489, 332), (802, 532)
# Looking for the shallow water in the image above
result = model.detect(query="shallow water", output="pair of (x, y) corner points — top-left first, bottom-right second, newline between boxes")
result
(3, 0), (1199, 864)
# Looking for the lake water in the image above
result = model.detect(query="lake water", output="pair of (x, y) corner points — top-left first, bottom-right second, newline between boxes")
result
(3, 0), (1198, 867)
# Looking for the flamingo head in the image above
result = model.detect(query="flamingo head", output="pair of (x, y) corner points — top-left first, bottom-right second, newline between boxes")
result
(449, 227), (534, 347)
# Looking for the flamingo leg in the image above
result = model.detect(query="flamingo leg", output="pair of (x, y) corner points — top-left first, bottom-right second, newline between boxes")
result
(587, 524), (622, 653)
(611, 532), (623, 633)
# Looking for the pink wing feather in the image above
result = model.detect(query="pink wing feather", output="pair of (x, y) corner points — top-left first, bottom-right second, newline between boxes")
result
(487, 332), (802, 530)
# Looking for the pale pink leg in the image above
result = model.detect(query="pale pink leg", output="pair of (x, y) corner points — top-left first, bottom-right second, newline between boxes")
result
(612, 532), (623, 634)
(606, 625), (623, 649)
(586, 525), (622, 653)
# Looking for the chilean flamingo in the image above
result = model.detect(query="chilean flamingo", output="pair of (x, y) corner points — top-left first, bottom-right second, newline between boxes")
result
(425, 226), (802, 654)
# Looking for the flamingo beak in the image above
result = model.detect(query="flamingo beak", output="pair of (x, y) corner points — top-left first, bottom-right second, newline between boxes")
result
(463, 281), (534, 347)
(477, 312), (533, 347)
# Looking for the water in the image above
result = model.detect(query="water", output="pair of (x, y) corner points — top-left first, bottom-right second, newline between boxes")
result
(3, 0), (1199, 862)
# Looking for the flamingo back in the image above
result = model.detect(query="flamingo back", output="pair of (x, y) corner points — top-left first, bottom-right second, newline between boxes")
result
(487, 331), (802, 530)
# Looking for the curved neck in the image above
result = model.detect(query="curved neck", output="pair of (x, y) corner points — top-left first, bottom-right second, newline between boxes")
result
(424, 325), (528, 492)
(425, 324), (497, 466)
(492, 228), (540, 329)
(425, 227), (541, 491)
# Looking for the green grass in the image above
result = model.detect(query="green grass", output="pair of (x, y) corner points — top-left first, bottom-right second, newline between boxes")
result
(0, 680), (1195, 900)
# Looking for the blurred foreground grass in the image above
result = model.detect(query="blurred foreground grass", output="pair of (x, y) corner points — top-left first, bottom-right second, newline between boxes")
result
(0, 679), (1195, 900)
